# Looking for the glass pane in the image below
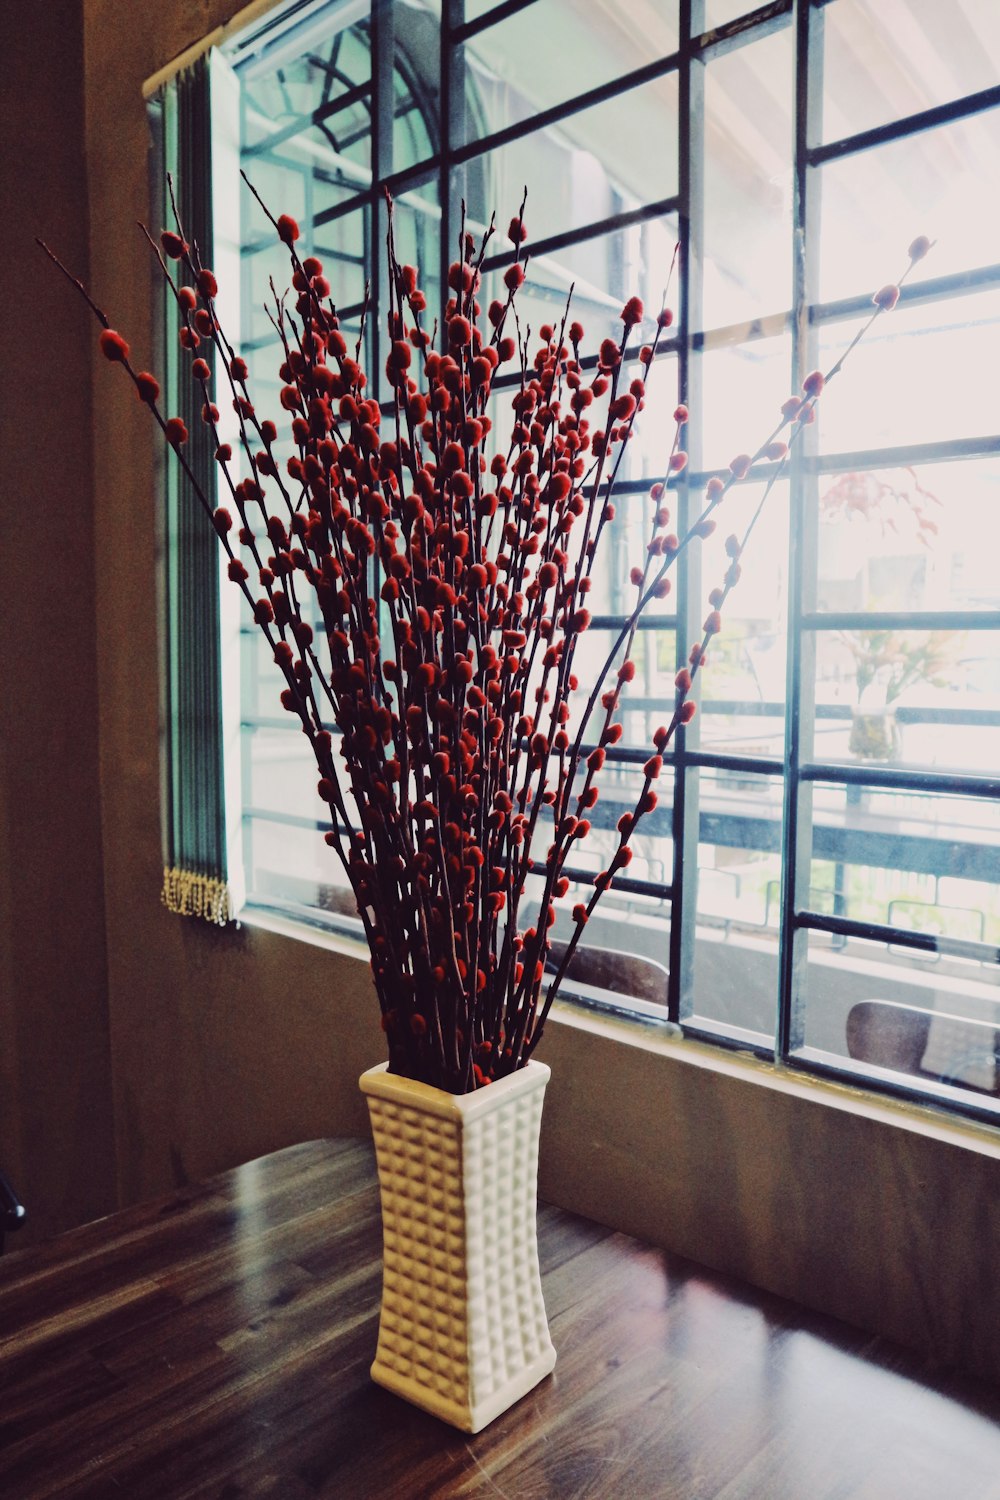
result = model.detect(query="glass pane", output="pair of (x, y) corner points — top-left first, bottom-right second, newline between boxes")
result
(547, 885), (672, 1012)
(822, 0), (1000, 143)
(245, 811), (359, 924)
(461, 0), (679, 149)
(817, 289), (1000, 455)
(241, 26), (372, 146)
(702, 0), (761, 29)
(699, 326), (792, 463)
(537, 717), (675, 1010)
(798, 930), (1000, 1106)
(466, 72), (680, 247)
(702, 25), (793, 328)
(688, 767), (782, 1040)
(316, 203), (370, 312)
(245, 727), (326, 822)
(463, 0), (500, 20)
(562, 627), (678, 742)
(601, 489), (682, 624)
(812, 628), (1000, 774)
(807, 782), (1000, 944)
(243, 49), (374, 191)
(393, 0), (440, 170)
(816, 108), (1000, 305)
(625, 351), (686, 479)
(698, 477), (789, 754)
(480, 213), (680, 357)
(816, 457), (1000, 615)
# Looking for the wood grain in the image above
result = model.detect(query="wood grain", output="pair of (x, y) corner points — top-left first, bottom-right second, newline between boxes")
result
(1, 1139), (999, 1499)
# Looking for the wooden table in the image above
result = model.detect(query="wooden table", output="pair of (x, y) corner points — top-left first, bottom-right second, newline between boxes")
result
(2, 1140), (1000, 1499)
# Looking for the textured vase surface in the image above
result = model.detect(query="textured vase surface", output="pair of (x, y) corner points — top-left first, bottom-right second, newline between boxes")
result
(360, 1060), (556, 1433)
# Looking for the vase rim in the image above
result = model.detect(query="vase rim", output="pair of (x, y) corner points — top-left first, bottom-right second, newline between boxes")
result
(359, 1058), (550, 1122)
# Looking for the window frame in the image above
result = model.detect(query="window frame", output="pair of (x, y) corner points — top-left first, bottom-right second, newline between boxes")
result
(218, 0), (1000, 1123)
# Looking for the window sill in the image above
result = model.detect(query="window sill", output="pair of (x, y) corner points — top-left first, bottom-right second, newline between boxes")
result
(548, 997), (1000, 1159)
(242, 898), (1000, 1159)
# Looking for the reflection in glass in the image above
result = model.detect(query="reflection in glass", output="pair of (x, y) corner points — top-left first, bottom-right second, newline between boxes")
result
(697, 478), (788, 754)
(699, 328), (792, 468)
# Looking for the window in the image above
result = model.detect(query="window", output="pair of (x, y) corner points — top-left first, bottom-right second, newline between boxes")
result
(212, 0), (1000, 1118)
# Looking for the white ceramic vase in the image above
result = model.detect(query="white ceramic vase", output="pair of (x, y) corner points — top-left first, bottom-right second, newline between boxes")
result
(359, 1059), (556, 1433)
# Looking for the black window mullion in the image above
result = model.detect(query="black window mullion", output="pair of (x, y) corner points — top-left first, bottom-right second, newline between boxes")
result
(671, 0), (706, 1029)
(810, 83), (1000, 168)
(371, 0), (395, 394)
(479, 197), (681, 274)
(777, 0), (823, 1061)
(799, 762), (1000, 800)
(439, 0), (464, 336)
(694, 0), (793, 57)
(227, 0), (999, 1089)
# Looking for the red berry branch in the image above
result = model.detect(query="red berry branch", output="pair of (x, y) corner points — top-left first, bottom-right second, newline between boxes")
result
(38, 193), (927, 1092)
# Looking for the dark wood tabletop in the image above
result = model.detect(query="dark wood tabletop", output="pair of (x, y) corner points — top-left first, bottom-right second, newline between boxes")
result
(2, 1138), (1000, 1500)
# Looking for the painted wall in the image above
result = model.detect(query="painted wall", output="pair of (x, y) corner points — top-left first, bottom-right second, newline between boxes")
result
(2, 0), (999, 1392)
(1, 1), (116, 1243)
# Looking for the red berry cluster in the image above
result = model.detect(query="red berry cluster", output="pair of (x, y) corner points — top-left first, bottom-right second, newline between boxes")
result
(41, 184), (918, 1093)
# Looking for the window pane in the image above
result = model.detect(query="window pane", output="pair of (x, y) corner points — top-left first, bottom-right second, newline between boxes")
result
(246, 813), (358, 924)
(462, 0), (496, 22)
(548, 887), (672, 1012)
(816, 107), (1000, 304)
(812, 628), (1000, 774)
(688, 767), (782, 1041)
(702, 23), (793, 328)
(816, 458), (1000, 615)
(807, 783), (1000, 946)
(242, 35), (374, 189)
(702, 0), (761, 30)
(532, 766), (675, 1014)
(699, 326), (791, 461)
(245, 726), (325, 823)
(562, 627), (677, 741)
(698, 477), (789, 754)
(817, 289), (1000, 454)
(393, 0), (440, 171)
(797, 929), (1000, 1108)
(480, 214), (680, 354)
(822, 0), (1000, 143)
(462, 0), (679, 150)
(467, 72), (680, 246)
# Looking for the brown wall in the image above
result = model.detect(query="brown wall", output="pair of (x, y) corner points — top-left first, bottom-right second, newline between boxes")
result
(0, 0), (116, 1242)
(3, 0), (1000, 1392)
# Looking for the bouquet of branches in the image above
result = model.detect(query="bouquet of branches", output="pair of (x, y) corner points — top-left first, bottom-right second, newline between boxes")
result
(41, 188), (927, 1093)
